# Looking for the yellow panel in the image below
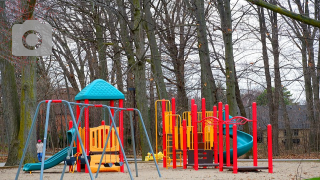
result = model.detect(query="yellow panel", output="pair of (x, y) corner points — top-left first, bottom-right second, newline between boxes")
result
(90, 125), (119, 152)
(165, 111), (172, 134)
(90, 154), (120, 172)
(175, 127), (179, 149)
(179, 126), (183, 149)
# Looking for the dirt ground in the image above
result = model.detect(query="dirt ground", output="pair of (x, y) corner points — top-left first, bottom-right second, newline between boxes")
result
(1, 161), (320, 180)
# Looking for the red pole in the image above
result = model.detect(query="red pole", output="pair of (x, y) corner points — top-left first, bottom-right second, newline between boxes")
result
(119, 99), (124, 173)
(252, 102), (258, 167)
(172, 97), (176, 169)
(218, 102), (223, 171)
(110, 100), (114, 148)
(225, 104), (230, 167)
(201, 98), (206, 169)
(268, 124), (273, 173)
(233, 124), (238, 174)
(213, 106), (218, 166)
(101, 120), (105, 152)
(192, 104), (198, 170)
(201, 98), (206, 143)
(69, 120), (73, 172)
(183, 119), (187, 169)
(84, 99), (89, 173)
(162, 100), (166, 168)
(191, 99), (195, 106)
(76, 100), (81, 172)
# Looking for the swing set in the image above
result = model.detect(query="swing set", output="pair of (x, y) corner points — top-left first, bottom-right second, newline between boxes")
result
(15, 79), (161, 180)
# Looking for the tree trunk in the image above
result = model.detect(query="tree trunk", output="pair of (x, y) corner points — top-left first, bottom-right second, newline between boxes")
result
(94, 6), (108, 81)
(258, 6), (279, 156)
(143, 0), (168, 100)
(116, 0), (137, 150)
(192, 0), (218, 108)
(216, 0), (238, 115)
(132, 0), (150, 160)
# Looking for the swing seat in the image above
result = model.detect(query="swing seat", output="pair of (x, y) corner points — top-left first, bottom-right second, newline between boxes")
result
(114, 162), (123, 166)
(80, 155), (91, 164)
(104, 163), (113, 167)
(65, 156), (77, 165)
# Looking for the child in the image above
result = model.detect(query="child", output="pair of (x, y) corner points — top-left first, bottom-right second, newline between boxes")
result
(36, 140), (43, 162)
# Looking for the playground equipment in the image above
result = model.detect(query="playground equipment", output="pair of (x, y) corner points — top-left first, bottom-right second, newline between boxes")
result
(15, 79), (161, 180)
(145, 152), (164, 161)
(155, 98), (273, 173)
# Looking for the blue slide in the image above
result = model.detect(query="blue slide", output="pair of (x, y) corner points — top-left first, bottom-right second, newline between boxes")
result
(23, 129), (77, 171)
(222, 115), (253, 162)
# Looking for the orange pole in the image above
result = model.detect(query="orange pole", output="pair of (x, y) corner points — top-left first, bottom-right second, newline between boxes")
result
(162, 100), (166, 168)
(172, 97), (176, 169)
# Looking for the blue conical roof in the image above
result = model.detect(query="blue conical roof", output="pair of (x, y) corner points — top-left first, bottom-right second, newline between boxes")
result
(75, 79), (125, 101)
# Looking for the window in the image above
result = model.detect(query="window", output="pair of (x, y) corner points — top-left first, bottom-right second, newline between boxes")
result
(293, 139), (300, 144)
(284, 130), (286, 136)
(293, 129), (299, 136)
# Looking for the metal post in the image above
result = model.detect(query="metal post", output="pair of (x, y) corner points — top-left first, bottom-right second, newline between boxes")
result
(233, 124), (237, 174)
(183, 120), (187, 169)
(129, 111), (138, 177)
(268, 124), (273, 173)
(135, 109), (162, 177)
(192, 104), (198, 171)
(225, 104), (230, 167)
(252, 102), (258, 167)
(218, 102), (223, 171)
(172, 97), (176, 169)
(40, 101), (53, 179)
(15, 101), (44, 180)
(213, 106), (218, 166)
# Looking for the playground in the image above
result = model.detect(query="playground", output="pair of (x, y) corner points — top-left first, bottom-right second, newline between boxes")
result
(1, 161), (320, 180)
(3, 79), (319, 180)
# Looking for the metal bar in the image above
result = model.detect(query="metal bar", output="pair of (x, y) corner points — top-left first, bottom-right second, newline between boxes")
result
(233, 124), (238, 174)
(60, 105), (86, 180)
(95, 107), (114, 178)
(129, 111), (138, 177)
(110, 108), (133, 180)
(40, 100), (53, 180)
(225, 104), (230, 167)
(15, 101), (45, 180)
(65, 101), (94, 180)
(135, 109), (162, 177)
(252, 102), (258, 166)
(268, 124), (273, 173)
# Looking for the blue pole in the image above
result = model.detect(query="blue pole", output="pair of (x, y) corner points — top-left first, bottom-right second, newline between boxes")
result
(129, 111), (138, 177)
(15, 101), (45, 180)
(60, 104), (86, 180)
(109, 108), (133, 180)
(95, 106), (115, 178)
(65, 101), (95, 180)
(40, 100), (53, 180)
(135, 109), (161, 177)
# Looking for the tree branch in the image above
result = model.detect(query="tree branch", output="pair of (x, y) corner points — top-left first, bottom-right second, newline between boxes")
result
(246, 0), (320, 27)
